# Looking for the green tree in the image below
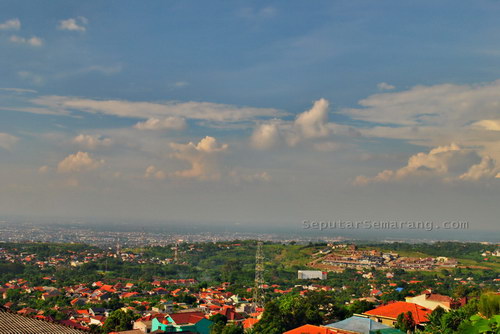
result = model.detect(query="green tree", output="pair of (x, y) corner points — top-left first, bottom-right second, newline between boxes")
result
(453, 284), (470, 299)
(440, 300), (479, 333)
(348, 300), (375, 315)
(459, 314), (500, 334)
(221, 324), (244, 334)
(209, 314), (228, 334)
(426, 305), (446, 332)
(478, 293), (500, 318)
(4, 289), (22, 302)
(88, 324), (103, 334)
(102, 309), (138, 333)
(252, 300), (286, 334)
(395, 311), (415, 333)
(253, 292), (332, 333)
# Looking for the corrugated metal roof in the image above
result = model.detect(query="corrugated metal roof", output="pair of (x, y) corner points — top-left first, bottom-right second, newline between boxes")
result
(0, 310), (87, 333)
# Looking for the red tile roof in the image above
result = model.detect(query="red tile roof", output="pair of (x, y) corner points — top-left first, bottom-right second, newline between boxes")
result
(218, 306), (243, 321)
(169, 311), (206, 325)
(363, 301), (432, 324)
(426, 294), (453, 303)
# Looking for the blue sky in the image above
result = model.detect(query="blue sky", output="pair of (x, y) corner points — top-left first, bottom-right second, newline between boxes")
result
(0, 1), (499, 233)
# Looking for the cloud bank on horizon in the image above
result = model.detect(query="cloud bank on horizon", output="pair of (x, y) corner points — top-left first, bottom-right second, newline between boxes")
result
(0, 1), (499, 228)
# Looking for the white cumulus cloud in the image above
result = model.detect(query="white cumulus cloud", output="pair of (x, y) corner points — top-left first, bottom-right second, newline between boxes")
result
(73, 134), (112, 149)
(58, 17), (88, 32)
(355, 143), (499, 185)
(251, 123), (280, 150)
(9, 35), (43, 47)
(250, 98), (343, 149)
(10, 35), (43, 47)
(472, 119), (500, 131)
(459, 156), (499, 181)
(144, 165), (166, 180)
(294, 98), (331, 139)
(134, 117), (186, 131)
(170, 136), (228, 180)
(0, 133), (19, 150)
(377, 82), (396, 90)
(57, 151), (103, 173)
(0, 18), (20, 30)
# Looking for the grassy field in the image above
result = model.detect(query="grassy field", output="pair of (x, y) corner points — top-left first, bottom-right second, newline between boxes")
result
(271, 245), (320, 267)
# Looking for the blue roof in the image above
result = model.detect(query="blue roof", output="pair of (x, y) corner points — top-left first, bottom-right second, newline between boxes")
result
(325, 315), (398, 334)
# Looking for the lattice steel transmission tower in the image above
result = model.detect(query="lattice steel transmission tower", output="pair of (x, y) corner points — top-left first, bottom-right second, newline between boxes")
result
(172, 241), (179, 264)
(252, 241), (265, 312)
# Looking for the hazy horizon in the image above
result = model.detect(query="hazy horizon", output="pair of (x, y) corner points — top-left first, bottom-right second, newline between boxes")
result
(1, 214), (498, 243)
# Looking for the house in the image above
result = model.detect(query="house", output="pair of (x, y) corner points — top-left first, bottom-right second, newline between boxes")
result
(325, 315), (405, 334)
(151, 301), (174, 313)
(75, 309), (90, 316)
(89, 315), (107, 326)
(133, 313), (167, 333)
(150, 287), (169, 296)
(217, 305), (244, 322)
(151, 311), (212, 334)
(235, 302), (253, 314)
(405, 291), (456, 311)
(100, 285), (117, 293)
(41, 289), (61, 300)
(133, 320), (153, 333)
(89, 307), (109, 317)
(363, 301), (432, 328)
(17, 307), (37, 316)
(70, 298), (87, 307)
(121, 291), (139, 299)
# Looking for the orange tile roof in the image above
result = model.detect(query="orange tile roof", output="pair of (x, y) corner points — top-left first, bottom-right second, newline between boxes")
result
(363, 301), (432, 324)
(243, 318), (259, 329)
(283, 324), (352, 334)
(100, 285), (116, 292)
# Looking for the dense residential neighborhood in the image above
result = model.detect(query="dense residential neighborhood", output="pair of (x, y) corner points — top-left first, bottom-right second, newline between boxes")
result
(0, 240), (498, 333)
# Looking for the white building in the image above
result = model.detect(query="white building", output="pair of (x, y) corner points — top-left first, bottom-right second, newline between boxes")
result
(297, 270), (327, 280)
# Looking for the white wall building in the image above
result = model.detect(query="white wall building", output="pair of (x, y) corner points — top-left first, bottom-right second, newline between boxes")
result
(297, 270), (327, 280)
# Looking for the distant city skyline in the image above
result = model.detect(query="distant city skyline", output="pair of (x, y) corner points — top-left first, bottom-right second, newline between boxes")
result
(0, 1), (499, 232)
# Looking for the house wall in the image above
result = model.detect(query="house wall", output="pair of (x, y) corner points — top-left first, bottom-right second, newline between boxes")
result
(195, 318), (213, 334)
(366, 315), (397, 327)
(133, 320), (152, 333)
(297, 270), (327, 280)
(151, 317), (212, 334)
